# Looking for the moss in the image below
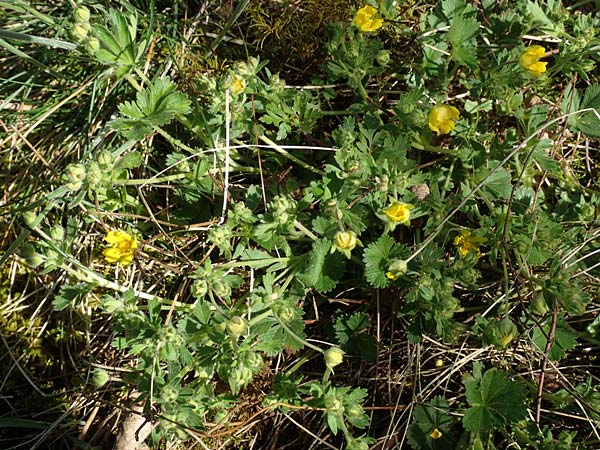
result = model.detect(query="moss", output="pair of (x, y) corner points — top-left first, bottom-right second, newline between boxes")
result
(244, 0), (359, 75)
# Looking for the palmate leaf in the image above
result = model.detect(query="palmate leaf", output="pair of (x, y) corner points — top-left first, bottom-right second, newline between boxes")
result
(575, 84), (600, 138)
(93, 9), (146, 78)
(531, 318), (577, 360)
(408, 396), (456, 450)
(463, 367), (527, 432)
(297, 239), (345, 293)
(448, 17), (479, 68)
(110, 77), (191, 140)
(363, 235), (402, 288)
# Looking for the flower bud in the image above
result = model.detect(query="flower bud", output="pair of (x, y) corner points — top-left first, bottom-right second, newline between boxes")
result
(226, 316), (246, 336)
(92, 368), (110, 387)
(22, 211), (37, 227)
(430, 428), (443, 439)
(49, 225), (65, 241)
(376, 50), (391, 66)
(345, 404), (364, 418)
(86, 161), (103, 187)
(325, 396), (344, 414)
(191, 279), (209, 298)
(21, 244), (44, 267)
(97, 150), (113, 167)
(212, 281), (231, 299)
(276, 305), (296, 323)
(85, 36), (100, 54)
(386, 259), (408, 281)
(63, 163), (86, 191)
(74, 6), (91, 23)
(324, 346), (345, 371)
(71, 22), (91, 42)
(334, 231), (357, 252)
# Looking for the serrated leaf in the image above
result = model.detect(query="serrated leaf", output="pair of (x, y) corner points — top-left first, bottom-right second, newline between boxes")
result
(297, 240), (345, 293)
(531, 321), (577, 360)
(334, 313), (376, 361)
(408, 396), (456, 450)
(463, 368), (527, 432)
(526, 0), (561, 33)
(363, 235), (398, 288)
(448, 17), (479, 45)
(575, 84), (600, 137)
(474, 165), (512, 199)
(52, 283), (94, 311)
(114, 151), (142, 170)
(110, 77), (191, 140)
(93, 9), (143, 77)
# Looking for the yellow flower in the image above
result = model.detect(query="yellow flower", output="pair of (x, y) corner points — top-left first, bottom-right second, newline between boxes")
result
(430, 428), (443, 440)
(333, 231), (360, 259)
(229, 76), (245, 94)
(520, 45), (548, 76)
(453, 229), (486, 258)
(103, 230), (137, 265)
(353, 5), (384, 32)
(334, 231), (357, 251)
(428, 104), (460, 135)
(383, 202), (414, 226)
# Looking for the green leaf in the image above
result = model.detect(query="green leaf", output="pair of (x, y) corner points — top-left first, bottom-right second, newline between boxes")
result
(575, 84), (600, 137)
(408, 396), (456, 450)
(363, 235), (400, 288)
(525, 0), (564, 34)
(52, 283), (94, 310)
(463, 367), (527, 432)
(93, 9), (146, 77)
(474, 165), (512, 200)
(297, 240), (345, 293)
(448, 17), (479, 68)
(110, 77), (191, 140)
(114, 150), (143, 170)
(334, 312), (377, 362)
(531, 320), (577, 360)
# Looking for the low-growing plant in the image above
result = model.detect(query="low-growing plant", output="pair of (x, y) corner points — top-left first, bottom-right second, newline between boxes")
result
(3, 0), (600, 449)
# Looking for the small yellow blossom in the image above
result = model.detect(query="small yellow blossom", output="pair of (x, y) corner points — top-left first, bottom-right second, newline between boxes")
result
(103, 230), (137, 265)
(383, 202), (414, 226)
(520, 45), (548, 76)
(333, 231), (360, 259)
(229, 76), (246, 94)
(334, 231), (357, 251)
(430, 428), (443, 440)
(428, 104), (460, 135)
(453, 229), (486, 258)
(353, 5), (384, 32)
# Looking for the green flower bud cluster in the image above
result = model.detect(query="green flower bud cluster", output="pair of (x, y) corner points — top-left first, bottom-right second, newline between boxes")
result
(71, 5), (99, 53)
(208, 224), (233, 257)
(63, 163), (87, 191)
(190, 262), (238, 302)
(270, 195), (297, 227)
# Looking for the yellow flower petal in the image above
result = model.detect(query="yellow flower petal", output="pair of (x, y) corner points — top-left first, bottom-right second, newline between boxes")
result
(354, 5), (384, 32)
(103, 230), (137, 265)
(520, 45), (548, 76)
(430, 428), (443, 439)
(428, 104), (460, 135)
(453, 229), (486, 259)
(383, 202), (414, 225)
